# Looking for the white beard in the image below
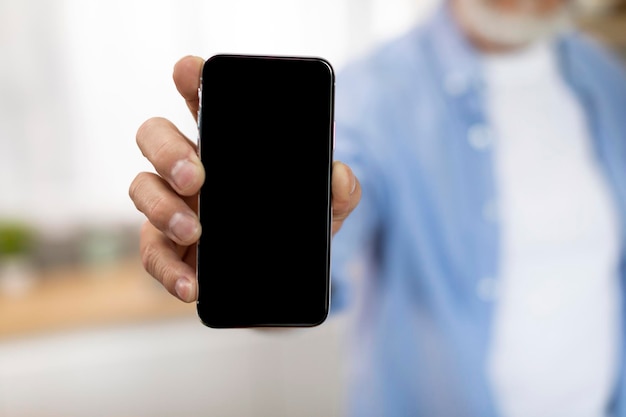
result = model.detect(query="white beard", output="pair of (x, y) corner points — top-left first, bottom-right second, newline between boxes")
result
(457, 0), (575, 47)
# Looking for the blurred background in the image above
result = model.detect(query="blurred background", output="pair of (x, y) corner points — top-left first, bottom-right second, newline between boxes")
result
(0, 0), (623, 416)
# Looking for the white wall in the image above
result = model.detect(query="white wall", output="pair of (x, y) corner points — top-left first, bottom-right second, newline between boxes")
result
(0, 0), (440, 230)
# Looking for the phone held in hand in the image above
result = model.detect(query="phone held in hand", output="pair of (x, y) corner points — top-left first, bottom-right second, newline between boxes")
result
(196, 54), (335, 328)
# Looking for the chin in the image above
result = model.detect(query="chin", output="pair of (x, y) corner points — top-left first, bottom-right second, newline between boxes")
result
(458, 0), (575, 48)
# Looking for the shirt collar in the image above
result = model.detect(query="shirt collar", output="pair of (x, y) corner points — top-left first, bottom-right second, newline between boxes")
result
(422, 2), (485, 96)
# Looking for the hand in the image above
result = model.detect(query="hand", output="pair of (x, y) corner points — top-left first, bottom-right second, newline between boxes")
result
(129, 55), (361, 303)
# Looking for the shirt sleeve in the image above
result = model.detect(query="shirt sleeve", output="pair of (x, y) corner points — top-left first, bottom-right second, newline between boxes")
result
(329, 62), (387, 314)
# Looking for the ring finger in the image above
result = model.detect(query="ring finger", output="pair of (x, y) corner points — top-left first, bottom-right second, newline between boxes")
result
(129, 171), (202, 246)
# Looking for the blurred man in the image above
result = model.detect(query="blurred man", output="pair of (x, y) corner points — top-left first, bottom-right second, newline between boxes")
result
(129, 0), (626, 415)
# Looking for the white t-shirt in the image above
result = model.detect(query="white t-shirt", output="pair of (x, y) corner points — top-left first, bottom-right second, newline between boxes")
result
(484, 41), (622, 417)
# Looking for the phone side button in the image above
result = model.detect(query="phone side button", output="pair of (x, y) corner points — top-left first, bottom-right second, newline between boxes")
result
(197, 87), (202, 122)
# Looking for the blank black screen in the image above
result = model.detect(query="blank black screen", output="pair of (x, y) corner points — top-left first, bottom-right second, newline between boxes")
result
(197, 54), (334, 328)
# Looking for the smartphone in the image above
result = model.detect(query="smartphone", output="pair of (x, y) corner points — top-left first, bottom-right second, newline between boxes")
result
(196, 54), (335, 328)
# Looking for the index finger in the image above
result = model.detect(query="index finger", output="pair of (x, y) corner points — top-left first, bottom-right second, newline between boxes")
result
(173, 55), (205, 121)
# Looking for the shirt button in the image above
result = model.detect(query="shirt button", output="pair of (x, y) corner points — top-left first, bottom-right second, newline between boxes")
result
(476, 277), (499, 301)
(468, 124), (494, 150)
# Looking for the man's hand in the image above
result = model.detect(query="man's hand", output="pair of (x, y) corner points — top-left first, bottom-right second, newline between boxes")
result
(128, 55), (361, 303)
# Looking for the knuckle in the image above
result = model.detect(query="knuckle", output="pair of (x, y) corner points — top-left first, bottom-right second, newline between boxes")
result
(128, 172), (151, 204)
(141, 239), (173, 285)
(136, 117), (184, 161)
(145, 194), (170, 228)
(129, 173), (172, 229)
(140, 238), (160, 278)
(141, 239), (177, 294)
(136, 117), (166, 146)
(152, 139), (179, 170)
(136, 117), (176, 162)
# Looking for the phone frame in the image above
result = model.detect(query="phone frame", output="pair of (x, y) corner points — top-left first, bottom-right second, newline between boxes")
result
(195, 53), (335, 328)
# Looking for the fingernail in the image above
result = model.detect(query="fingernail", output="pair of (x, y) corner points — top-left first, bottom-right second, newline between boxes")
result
(169, 212), (200, 243)
(175, 277), (192, 302)
(171, 159), (199, 191)
(350, 174), (357, 195)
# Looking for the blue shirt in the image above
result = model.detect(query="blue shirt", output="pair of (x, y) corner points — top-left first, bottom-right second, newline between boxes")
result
(330, 4), (626, 416)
